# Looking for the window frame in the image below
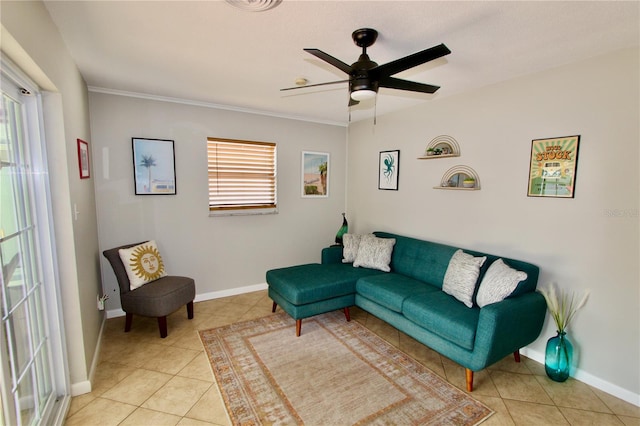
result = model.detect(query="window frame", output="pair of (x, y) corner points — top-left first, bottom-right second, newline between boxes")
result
(207, 137), (277, 216)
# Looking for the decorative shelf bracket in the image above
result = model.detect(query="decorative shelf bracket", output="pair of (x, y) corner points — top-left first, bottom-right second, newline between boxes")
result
(435, 165), (481, 190)
(418, 135), (461, 159)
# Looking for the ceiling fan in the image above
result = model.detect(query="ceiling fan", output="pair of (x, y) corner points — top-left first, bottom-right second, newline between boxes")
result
(281, 28), (451, 106)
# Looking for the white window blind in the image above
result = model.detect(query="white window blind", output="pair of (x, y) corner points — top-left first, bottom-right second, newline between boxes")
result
(207, 138), (277, 214)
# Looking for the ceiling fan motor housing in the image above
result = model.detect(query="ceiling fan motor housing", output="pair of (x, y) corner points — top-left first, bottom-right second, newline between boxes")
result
(350, 53), (379, 94)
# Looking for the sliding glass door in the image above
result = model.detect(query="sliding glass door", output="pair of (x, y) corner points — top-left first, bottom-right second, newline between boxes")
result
(1, 64), (69, 425)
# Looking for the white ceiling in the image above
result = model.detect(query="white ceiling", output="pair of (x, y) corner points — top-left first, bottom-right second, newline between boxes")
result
(43, 1), (639, 126)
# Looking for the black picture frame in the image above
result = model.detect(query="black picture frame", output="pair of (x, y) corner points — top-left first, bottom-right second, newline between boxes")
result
(132, 138), (177, 195)
(378, 150), (400, 190)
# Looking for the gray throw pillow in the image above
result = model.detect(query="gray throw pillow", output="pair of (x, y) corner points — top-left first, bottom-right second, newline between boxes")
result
(352, 234), (396, 272)
(342, 233), (366, 263)
(442, 249), (486, 308)
(476, 259), (527, 307)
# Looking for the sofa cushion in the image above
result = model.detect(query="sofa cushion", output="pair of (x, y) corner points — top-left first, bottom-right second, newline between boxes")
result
(403, 291), (480, 351)
(266, 263), (384, 305)
(442, 249), (486, 308)
(356, 273), (439, 313)
(373, 232), (458, 288)
(476, 259), (528, 307)
(353, 234), (396, 272)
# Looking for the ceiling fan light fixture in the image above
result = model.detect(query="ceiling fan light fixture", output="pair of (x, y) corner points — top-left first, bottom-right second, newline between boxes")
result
(224, 0), (282, 12)
(350, 89), (377, 101)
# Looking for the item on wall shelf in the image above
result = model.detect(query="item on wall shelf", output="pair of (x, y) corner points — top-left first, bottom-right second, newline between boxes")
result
(335, 213), (348, 245)
(419, 135), (460, 159)
(301, 151), (329, 197)
(378, 150), (400, 190)
(77, 139), (90, 179)
(527, 135), (580, 198)
(132, 138), (176, 195)
(435, 165), (481, 190)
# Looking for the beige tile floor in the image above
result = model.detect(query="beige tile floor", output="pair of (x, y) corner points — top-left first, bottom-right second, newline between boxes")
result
(66, 290), (640, 425)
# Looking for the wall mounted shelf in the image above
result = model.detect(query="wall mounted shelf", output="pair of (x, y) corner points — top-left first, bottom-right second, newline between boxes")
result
(418, 135), (460, 159)
(435, 165), (481, 190)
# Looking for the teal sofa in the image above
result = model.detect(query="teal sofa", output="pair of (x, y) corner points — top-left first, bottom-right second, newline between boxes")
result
(267, 231), (546, 391)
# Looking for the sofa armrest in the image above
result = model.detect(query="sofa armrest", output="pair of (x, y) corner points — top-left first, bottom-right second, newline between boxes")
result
(472, 292), (547, 370)
(322, 246), (343, 264)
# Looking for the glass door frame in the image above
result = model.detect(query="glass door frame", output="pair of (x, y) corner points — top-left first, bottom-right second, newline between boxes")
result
(1, 55), (70, 425)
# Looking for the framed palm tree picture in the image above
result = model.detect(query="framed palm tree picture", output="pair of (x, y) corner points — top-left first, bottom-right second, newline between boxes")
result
(301, 151), (329, 198)
(132, 138), (176, 195)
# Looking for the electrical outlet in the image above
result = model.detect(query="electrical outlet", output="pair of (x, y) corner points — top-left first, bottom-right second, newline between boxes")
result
(97, 295), (104, 310)
(97, 294), (108, 311)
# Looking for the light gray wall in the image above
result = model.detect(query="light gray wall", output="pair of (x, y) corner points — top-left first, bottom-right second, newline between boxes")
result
(89, 93), (347, 306)
(347, 48), (639, 401)
(1, 1), (103, 393)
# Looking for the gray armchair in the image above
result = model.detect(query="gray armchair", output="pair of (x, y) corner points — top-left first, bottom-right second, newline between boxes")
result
(102, 242), (195, 338)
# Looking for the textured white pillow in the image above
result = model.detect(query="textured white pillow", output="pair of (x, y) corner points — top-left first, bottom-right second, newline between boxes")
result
(118, 240), (167, 290)
(476, 259), (527, 307)
(442, 249), (487, 308)
(352, 234), (396, 272)
(342, 233), (366, 263)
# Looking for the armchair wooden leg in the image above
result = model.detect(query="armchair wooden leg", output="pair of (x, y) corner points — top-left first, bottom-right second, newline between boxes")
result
(343, 307), (351, 322)
(514, 350), (521, 363)
(158, 316), (168, 338)
(272, 301), (277, 313)
(124, 313), (133, 332)
(465, 368), (474, 392)
(187, 301), (194, 319)
(296, 319), (302, 337)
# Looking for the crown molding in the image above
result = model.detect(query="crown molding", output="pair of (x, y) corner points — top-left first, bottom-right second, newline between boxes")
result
(87, 86), (347, 128)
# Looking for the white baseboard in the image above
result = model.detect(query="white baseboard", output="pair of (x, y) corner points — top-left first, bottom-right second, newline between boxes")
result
(105, 283), (269, 319)
(520, 347), (640, 407)
(70, 380), (92, 397)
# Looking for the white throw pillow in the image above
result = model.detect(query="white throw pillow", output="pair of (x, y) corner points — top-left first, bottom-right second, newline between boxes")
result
(352, 234), (396, 272)
(442, 249), (487, 308)
(342, 233), (367, 263)
(118, 240), (167, 290)
(476, 259), (527, 307)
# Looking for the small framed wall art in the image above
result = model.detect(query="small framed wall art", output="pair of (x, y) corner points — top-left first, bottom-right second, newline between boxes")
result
(77, 139), (90, 179)
(301, 151), (329, 198)
(378, 150), (400, 190)
(527, 135), (580, 198)
(132, 137), (177, 195)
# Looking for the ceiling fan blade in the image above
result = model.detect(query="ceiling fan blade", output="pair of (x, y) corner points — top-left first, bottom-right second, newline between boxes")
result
(379, 76), (440, 94)
(304, 48), (353, 74)
(348, 97), (360, 107)
(280, 79), (350, 91)
(372, 43), (451, 78)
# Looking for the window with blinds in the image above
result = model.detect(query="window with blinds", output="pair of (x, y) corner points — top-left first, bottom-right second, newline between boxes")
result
(207, 138), (277, 215)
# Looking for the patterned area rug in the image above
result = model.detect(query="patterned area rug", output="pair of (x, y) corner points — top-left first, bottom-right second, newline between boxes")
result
(199, 311), (493, 425)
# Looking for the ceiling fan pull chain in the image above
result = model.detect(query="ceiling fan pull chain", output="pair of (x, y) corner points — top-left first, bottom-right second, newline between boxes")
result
(374, 98), (377, 125)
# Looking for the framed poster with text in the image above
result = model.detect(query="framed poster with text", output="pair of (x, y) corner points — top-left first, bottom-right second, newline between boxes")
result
(527, 135), (580, 198)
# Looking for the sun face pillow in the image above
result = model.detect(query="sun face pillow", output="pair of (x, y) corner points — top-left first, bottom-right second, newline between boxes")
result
(118, 240), (167, 290)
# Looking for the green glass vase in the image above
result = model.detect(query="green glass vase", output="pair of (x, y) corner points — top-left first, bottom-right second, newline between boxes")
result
(545, 331), (573, 382)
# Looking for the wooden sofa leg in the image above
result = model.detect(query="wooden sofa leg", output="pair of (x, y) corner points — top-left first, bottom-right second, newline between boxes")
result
(343, 307), (351, 322)
(272, 301), (277, 313)
(465, 369), (474, 392)
(187, 301), (194, 319)
(124, 313), (133, 332)
(296, 319), (302, 337)
(158, 316), (168, 338)
(514, 350), (521, 363)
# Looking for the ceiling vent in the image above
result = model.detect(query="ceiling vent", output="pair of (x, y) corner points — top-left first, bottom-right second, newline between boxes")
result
(225, 0), (282, 12)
